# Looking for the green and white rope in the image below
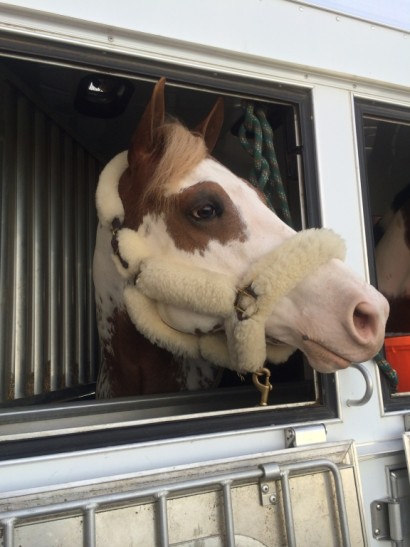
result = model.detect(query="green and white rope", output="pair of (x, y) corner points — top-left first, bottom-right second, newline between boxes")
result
(374, 351), (398, 393)
(239, 101), (293, 227)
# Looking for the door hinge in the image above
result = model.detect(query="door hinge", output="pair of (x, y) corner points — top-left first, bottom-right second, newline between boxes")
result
(285, 424), (327, 448)
(258, 463), (280, 506)
(371, 498), (403, 541)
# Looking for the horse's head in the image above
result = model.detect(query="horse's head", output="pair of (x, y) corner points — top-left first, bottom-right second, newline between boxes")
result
(375, 183), (410, 333)
(95, 78), (389, 391)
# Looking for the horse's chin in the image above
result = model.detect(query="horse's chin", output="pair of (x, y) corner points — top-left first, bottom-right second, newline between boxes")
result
(266, 333), (354, 373)
(301, 339), (353, 373)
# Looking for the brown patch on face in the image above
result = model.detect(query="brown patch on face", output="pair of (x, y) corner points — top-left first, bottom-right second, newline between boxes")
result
(165, 181), (248, 253)
(386, 295), (410, 333)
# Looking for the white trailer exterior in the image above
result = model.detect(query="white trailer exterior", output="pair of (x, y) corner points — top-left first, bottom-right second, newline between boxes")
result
(0, 1), (410, 545)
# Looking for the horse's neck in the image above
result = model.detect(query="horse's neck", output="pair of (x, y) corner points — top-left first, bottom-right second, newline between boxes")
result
(376, 210), (410, 298)
(94, 224), (221, 397)
(375, 209), (410, 334)
(93, 224), (126, 328)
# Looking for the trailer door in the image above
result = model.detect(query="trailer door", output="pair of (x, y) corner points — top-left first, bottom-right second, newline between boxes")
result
(0, 440), (366, 547)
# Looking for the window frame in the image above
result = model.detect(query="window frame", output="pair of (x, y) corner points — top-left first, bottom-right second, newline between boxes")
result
(355, 97), (410, 413)
(0, 31), (341, 456)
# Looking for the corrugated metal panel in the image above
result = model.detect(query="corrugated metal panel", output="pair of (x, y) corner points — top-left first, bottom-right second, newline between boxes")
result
(0, 78), (100, 402)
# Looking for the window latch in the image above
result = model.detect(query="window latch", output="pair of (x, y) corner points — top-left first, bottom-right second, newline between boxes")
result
(285, 424), (327, 448)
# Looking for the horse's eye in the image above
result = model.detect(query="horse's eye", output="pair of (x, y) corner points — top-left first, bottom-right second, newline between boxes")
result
(191, 204), (218, 220)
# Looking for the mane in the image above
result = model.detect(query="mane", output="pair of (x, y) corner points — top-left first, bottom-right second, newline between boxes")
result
(142, 121), (207, 210)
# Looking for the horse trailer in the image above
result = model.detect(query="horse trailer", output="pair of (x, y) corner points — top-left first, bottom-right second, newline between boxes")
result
(0, 1), (409, 545)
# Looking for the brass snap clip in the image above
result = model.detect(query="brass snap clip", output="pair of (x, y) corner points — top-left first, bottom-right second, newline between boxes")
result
(252, 367), (273, 406)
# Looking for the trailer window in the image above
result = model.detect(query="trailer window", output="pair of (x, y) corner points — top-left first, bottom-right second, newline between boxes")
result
(356, 99), (410, 411)
(0, 43), (338, 448)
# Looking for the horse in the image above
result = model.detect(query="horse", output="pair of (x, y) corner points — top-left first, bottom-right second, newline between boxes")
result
(375, 183), (410, 333)
(93, 78), (389, 399)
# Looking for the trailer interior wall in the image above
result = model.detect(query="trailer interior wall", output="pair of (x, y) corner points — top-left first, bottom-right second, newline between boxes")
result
(0, 74), (101, 402)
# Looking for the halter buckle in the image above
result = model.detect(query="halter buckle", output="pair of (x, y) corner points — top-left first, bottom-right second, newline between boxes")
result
(234, 284), (257, 320)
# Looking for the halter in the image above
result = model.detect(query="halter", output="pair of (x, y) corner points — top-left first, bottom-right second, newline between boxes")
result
(96, 152), (346, 381)
(111, 221), (346, 374)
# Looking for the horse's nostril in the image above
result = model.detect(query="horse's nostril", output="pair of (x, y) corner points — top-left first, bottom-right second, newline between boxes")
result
(353, 303), (381, 343)
(353, 308), (370, 332)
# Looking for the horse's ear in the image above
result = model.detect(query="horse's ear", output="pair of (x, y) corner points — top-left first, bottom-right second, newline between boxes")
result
(128, 78), (166, 166)
(195, 97), (224, 153)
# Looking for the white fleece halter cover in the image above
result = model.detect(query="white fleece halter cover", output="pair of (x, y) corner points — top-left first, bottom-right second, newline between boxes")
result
(96, 152), (346, 373)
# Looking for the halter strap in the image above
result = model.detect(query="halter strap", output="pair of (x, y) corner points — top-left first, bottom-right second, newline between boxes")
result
(123, 228), (346, 373)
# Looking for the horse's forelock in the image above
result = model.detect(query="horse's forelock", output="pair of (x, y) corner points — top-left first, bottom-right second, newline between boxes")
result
(142, 122), (207, 211)
(119, 122), (208, 230)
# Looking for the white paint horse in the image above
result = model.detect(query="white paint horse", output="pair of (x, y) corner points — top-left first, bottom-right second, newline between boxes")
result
(93, 78), (389, 398)
(375, 184), (410, 333)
